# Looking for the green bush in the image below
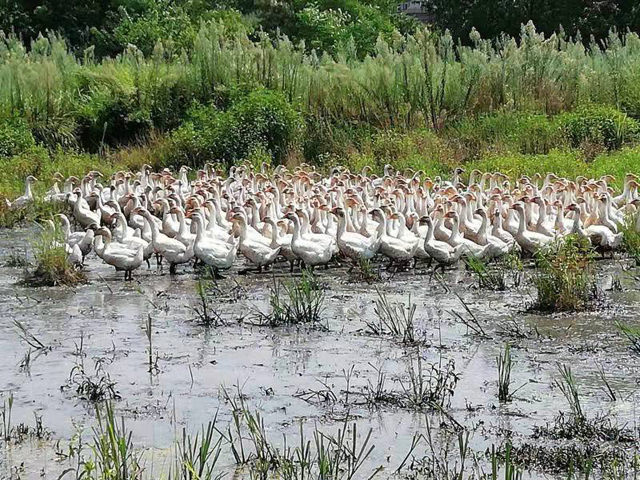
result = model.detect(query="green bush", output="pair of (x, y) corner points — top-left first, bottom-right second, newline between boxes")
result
(169, 89), (304, 167)
(0, 119), (36, 158)
(532, 235), (597, 312)
(557, 105), (639, 150)
(75, 85), (152, 150)
(452, 112), (564, 157)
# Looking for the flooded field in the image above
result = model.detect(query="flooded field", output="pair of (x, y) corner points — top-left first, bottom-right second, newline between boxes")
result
(1, 227), (639, 479)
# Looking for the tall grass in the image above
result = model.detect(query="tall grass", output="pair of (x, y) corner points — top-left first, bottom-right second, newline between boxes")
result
(261, 271), (326, 326)
(369, 288), (417, 343)
(532, 235), (597, 312)
(554, 364), (585, 424)
(497, 344), (513, 403)
(25, 222), (85, 286)
(4, 22), (640, 145)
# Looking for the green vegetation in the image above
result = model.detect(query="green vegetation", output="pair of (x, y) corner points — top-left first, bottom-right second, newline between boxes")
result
(532, 235), (597, 312)
(261, 271), (326, 326)
(25, 223), (86, 286)
(4, 5), (640, 228)
(616, 321), (640, 355)
(497, 344), (513, 403)
(2, 20), (640, 224)
(369, 288), (417, 343)
(621, 214), (640, 265)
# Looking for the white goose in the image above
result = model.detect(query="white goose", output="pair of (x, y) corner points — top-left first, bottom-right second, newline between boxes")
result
(55, 213), (94, 261)
(332, 207), (382, 264)
(285, 213), (333, 271)
(6, 175), (37, 209)
(134, 207), (194, 274)
(418, 216), (465, 270)
(191, 212), (237, 276)
(94, 227), (144, 280)
(511, 203), (553, 254)
(231, 213), (280, 272)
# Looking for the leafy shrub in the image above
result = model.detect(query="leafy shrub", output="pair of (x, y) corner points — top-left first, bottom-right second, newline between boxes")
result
(169, 89), (304, 167)
(452, 112), (564, 157)
(0, 118), (36, 158)
(558, 105), (639, 151)
(532, 235), (597, 312)
(112, 1), (198, 56)
(75, 83), (152, 150)
(25, 224), (85, 286)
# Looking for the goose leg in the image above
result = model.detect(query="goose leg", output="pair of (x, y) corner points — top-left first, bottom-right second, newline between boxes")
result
(169, 263), (177, 275)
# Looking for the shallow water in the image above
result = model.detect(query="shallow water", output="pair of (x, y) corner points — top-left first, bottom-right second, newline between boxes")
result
(0, 228), (639, 479)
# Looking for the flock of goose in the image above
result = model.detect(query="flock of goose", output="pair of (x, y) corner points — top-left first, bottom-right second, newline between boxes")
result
(6, 165), (640, 280)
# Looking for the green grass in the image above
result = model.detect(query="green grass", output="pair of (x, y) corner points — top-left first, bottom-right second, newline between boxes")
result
(532, 235), (597, 313)
(24, 223), (86, 287)
(621, 213), (640, 265)
(260, 271), (326, 327)
(616, 321), (640, 354)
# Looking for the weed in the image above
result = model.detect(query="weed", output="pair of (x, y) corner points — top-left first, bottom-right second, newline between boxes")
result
(192, 278), (224, 327)
(145, 314), (159, 375)
(64, 359), (120, 403)
(349, 258), (381, 283)
(596, 364), (617, 402)
(3, 248), (29, 268)
(400, 351), (459, 410)
(9, 412), (52, 444)
(221, 385), (381, 478)
(616, 321), (640, 354)
(85, 402), (142, 480)
(367, 288), (417, 343)
(448, 293), (488, 338)
(1, 392), (13, 442)
(257, 272), (326, 327)
(24, 223), (85, 287)
(497, 344), (513, 403)
(465, 255), (510, 291)
(496, 317), (541, 340)
(532, 235), (597, 312)
(554, 364), (584, 424)
(172, 418), (224, 480)
(13, 319), (50, 351)
(403, 415), (483, 479)
(621, 213), (640, 265)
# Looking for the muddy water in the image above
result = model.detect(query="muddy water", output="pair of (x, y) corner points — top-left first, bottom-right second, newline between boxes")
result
(0, 228), (639, 479)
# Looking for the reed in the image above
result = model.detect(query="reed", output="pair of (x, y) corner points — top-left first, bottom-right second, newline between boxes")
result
(369, 288), (417, 343)
(4, 22), (640, 151)
(554, 363), (585, 424)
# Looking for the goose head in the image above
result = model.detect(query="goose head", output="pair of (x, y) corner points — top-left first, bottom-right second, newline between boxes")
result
(418, 215), (432, 227)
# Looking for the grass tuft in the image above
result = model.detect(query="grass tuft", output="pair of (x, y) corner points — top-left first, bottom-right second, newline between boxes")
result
(258, 271), (326, 327)
(616, 321), (640, 354)
(532, 235), (597, 312)
(24, 223), (85, 287)
(368, 288), (417, 343)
